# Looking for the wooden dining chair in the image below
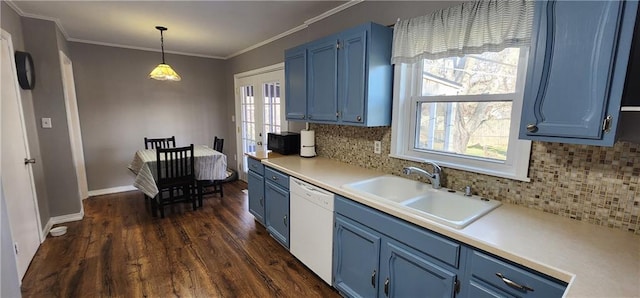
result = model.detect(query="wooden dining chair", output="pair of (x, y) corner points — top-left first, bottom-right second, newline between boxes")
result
(196, 137), (225, 207)
(152, 144), (197, 218)
(144, 136), (176, 150)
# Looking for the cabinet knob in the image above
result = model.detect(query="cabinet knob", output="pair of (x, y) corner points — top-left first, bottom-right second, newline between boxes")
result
(356, 115), (362, 122)
(301, 115), (305, 119)
(526, 124), (538, 132)
(283, 215), (288, 226)
(272, 176), (277, 181)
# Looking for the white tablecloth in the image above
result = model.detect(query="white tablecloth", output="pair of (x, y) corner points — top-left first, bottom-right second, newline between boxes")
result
(128, 145), (227, 197)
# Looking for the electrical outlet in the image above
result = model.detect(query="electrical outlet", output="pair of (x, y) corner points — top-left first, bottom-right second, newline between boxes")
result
(41, 117), (52, 128)
(374, 141), (381, 154)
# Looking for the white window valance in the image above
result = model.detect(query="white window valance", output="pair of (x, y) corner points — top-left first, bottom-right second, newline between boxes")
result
(391, 0), (534, 64)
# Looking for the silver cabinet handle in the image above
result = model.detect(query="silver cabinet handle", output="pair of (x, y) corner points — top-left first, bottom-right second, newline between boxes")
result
(526, 124), (538, 132)
(496, 273), (534, 292)
(283, 215), (287, 226)
(371, 270), (376, 288)
(24, 158), (36, 165)
(384, 278), (389, 296)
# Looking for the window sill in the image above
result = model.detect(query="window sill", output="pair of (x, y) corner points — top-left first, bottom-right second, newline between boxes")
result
(389, 153), (531, 183)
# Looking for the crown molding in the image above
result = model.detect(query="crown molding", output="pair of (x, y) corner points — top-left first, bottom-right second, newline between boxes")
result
(5, 0), (71, 40)
(224, 0), (365, 59)
(66, 38), (225, 59)
(5, 0), (365, 60)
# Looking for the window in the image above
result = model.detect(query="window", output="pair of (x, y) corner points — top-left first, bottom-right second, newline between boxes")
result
(391, 48), (532, 181)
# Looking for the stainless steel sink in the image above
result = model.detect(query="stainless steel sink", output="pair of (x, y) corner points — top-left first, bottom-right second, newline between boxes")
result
(342, 175), (501, 229)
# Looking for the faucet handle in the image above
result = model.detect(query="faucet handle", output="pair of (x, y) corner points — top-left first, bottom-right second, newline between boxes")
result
(463, 185), (472, 196)
(422, 160), (442, 173)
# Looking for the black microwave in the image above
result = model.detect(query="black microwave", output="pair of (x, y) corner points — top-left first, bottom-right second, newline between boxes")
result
(267, 132), (300, 155)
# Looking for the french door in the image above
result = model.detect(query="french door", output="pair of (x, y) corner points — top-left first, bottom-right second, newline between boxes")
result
(234, 64), (286, 181)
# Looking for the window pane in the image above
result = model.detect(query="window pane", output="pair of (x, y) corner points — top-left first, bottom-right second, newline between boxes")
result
(415, 101), (512, 160)
(422, 48), (521, 96)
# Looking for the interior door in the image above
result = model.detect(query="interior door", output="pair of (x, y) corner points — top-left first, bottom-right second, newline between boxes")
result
(234, 65), (286, 181)
(1, 30), (42, 280)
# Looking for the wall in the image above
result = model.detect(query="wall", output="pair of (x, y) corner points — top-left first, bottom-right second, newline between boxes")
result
(22, 18), (81, 217)
(70, 43), (228, 190)
(1, 1), (51, 229)
(224, 1), (463, 167)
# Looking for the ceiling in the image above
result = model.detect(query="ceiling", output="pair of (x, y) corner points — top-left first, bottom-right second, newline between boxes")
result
(7, 1), (353, 59)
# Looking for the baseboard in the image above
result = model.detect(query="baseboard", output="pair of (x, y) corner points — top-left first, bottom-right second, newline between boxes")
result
(41, 209), (85, 240)
(88, 185), (137, 197)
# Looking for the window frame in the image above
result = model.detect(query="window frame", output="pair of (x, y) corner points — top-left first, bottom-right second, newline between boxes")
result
(390, 48), (532, 182)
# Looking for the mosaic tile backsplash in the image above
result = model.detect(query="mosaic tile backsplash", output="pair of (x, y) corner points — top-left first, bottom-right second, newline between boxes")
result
(311, 124), (640, 235)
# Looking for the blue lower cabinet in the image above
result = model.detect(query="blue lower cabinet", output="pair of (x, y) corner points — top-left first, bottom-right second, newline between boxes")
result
(333, 215), (381, 297)
(463, 250), (567, 298)
(264, 170), (290, 248)
(380, 239), (457, 298)
(247, 170), (265, 225)
(333, 196), (567, 298)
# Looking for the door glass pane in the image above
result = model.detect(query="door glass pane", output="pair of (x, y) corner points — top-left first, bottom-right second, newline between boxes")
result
(415, 101), (512, 161)
(263, 82), (281, 145)
(241, 85), (257, 155)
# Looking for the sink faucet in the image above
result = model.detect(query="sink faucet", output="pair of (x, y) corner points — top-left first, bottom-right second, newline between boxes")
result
(402, 161), (442, 189)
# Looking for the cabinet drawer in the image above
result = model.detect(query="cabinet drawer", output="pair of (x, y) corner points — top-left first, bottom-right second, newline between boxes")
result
(247, 157), (264, 175)
(265, 167), (289, 189)
(467, 250), (567, 298)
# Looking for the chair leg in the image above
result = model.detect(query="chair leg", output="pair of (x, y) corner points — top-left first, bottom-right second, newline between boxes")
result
(218, 183), (224, 197)
(191, 185), (197, 211)
(151, 196), (158, 217)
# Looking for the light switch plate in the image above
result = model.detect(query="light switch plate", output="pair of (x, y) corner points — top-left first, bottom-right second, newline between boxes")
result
(41, 118), (52, 128)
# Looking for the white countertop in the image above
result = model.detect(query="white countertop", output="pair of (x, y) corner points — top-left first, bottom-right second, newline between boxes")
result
(262, 155), (640, 298)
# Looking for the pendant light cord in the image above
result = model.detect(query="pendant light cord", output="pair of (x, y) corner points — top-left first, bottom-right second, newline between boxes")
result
(160, 30), (166, 64)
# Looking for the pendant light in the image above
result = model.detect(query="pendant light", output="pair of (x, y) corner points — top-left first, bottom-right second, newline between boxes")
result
(149, 26), (181, 81)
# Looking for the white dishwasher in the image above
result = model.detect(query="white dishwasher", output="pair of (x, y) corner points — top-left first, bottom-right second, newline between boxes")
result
(289, 177), (335, 285)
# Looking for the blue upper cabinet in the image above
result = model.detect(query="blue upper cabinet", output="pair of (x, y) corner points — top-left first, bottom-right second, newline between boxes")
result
(520, 0), (638, 146)
(285, 22), (393, 126)
(307, 35), (340, 122)
(285, 45), (307, 120)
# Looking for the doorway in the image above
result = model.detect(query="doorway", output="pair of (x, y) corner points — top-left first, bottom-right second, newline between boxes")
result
(234, 64), (286, 181)
(1, 29), (42, 280)
(59, 51), (88, 201)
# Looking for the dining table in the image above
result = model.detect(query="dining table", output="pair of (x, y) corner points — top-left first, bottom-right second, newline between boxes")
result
(128, 144), (227, 198)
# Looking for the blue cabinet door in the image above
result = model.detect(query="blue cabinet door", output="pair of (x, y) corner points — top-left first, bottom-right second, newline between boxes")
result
(520, 0), (637, 146)
(264, 181), (289, 248)
(380, 239), (457, 298)
(247, 170), (265, 225)
(307, 36), (339, 122)
(333, 215), (381, 298)
(339, 28), (367, 124)
(285, 45), (307, 120)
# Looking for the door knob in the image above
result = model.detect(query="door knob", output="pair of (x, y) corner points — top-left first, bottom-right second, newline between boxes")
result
(24, 158), (36, 165)
(526, 124), (538, 132)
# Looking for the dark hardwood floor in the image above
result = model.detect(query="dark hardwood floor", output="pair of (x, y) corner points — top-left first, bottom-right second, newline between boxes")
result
(21, 181), (340, 297)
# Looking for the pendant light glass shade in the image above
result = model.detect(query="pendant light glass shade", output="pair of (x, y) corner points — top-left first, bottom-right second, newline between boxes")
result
(149, 26), (181, 81)
(149, 63), (181, 81)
